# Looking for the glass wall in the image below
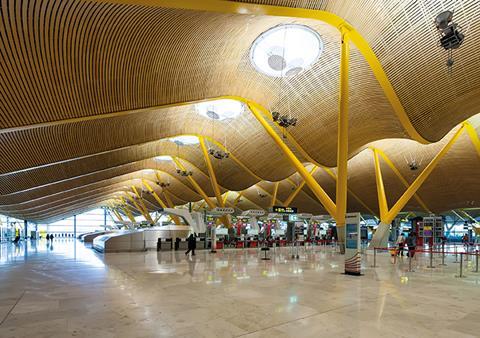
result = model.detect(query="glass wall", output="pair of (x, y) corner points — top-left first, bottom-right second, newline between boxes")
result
(36, 208), (116, 237)
(0, 214), (25, 242)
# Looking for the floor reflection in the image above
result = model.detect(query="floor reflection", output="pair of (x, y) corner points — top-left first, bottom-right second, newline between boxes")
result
(1, 241), (480, 338)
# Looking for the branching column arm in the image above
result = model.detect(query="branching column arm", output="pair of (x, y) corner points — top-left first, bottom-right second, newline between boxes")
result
(199, 136), (224, 207)
(385, 125), (466, 224)
(248, 102), (336, 218)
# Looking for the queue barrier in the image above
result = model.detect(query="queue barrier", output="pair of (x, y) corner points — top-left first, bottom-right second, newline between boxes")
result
(370, 245), (480, 277)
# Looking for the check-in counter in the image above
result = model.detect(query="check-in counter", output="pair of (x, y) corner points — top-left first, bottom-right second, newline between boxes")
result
(93, 231), (145, 253)
(144, 225), (191, 250)
(93, 226), (193, 253)
(81, 231), (111, 243)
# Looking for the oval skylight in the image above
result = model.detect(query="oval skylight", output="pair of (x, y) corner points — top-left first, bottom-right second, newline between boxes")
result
(168, 135), (199, 146)
(196, 99), (244, 121)
(250, 24), (323, 77)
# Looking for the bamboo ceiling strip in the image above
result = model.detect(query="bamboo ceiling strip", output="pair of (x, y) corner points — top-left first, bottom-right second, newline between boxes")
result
(0, 173), (140, 211)
(233, 0), (480, 142)
(0, 104), (295, 181)
(33, 195), (122, 223)
(416, 133), (480, 213)
(343, 149), (380, 216)
(6, 183), (133, 217)
(9, 190), (123, 219)
(0, 139), (203, 195)
(0, 1), (412, 168)
(0, 159), (188, 205)
(1, 172), (201, 213)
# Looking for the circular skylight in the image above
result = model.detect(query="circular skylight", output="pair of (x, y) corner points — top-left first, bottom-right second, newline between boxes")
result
(155, 155), (173, 161)
(168, 135), (199, 146)
(196, 99), (244, 121)
(250, 24), (323, 77)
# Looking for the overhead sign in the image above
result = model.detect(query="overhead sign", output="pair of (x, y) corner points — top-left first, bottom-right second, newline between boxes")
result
(241, 209), (265, 217)
(345, 212), (361, 276)
(212, 207), (235, 214)
(272, 206), (297, 214)
(298, 213), (313, 219)
(311, 215), (331, 221)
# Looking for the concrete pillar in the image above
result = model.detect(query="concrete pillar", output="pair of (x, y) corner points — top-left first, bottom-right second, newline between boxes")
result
(73, 215), (77, 239)
(369, 222), (390, 248)
(103, 208), (107, 231)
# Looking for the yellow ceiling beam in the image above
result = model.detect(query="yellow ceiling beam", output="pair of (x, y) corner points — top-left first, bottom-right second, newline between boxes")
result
(142, 179), (168, 209)
(90, 0), (429, 144)
(172, 157), (216, 209)
(284, 167), (318, 207)
(248, 102), (336, 218)
(465, 122), (480, 159)
(270, 182), (279, 208)
(199, 136), (224, 207)
(374, 148), (431, 213)
(233, 191), (243, 208)
(321, 167), (377, 216)
(222, 191), (230, 206)
(383, 125), (466, 224)
(335, 29), (349, 228)
(161, 189), (183, 225)
(118, 197), (137, 223)
(129, 187), (155, 223)
(372, 149), (389, 221)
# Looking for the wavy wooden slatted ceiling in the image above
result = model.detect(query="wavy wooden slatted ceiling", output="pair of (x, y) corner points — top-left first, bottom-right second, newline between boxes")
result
(0, 0), (479, 222)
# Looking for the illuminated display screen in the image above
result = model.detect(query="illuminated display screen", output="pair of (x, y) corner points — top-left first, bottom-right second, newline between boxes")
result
(272, 206), (298, 214)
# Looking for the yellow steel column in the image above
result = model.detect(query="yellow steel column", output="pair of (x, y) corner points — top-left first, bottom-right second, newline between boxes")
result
(248, 103), (336, 217)
(129, 187), (155, 223)
(222, 191), (230, 206)
(322, 167), (377, 216)
(142, 179), (182, 225)
(270, 182), (279, 208)
(162, 190), (176, 208)
(199, 137), (224, 207)
(162, 190), (183, 225)
(385, 125), (466, 224)
(172, 157), (216, 209)
(195, 201), (206, 211)
(142, 180), (168, 209)
(233, 191), (244, 208)
(284, 181), (306, 207)
(112, 208), (125, 222)
(372, 148), (389, 221)
(375, 148), (431, 213)
(335, 29), (350, 230)
(465, 122), (480, 159)
(284, 167), (318, 207)
(119, 197), (136, 223)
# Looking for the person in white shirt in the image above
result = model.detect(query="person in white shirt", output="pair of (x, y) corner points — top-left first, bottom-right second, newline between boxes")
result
(396, 233), (406, 256)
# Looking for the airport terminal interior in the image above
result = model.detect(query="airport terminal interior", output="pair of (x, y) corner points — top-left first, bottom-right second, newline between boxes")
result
(1, 0), (480, 337)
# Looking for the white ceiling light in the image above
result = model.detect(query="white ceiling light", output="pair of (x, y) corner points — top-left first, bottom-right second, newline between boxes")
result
(250, 24), (323, 77)
(155, 155), (173, 161)
(168, 135), (199, 146)
(196, 99), (244, 121)
(142, 169), (155, 174)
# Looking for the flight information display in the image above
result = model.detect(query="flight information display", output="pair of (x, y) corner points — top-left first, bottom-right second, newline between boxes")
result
(272, 206), (298, 214)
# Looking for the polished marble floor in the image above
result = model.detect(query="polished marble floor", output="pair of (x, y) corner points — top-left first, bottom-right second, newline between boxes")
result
(0, 239), (479, 338)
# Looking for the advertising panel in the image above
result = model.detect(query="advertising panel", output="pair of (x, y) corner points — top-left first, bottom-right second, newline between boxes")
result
(344, 212), (361, 276)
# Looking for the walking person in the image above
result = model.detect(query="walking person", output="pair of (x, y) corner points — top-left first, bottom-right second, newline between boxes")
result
(185, 233), (196, 256)
(462, 233), (469, 249)
(406, 231), (417, 259)
(396, 233), (406, 256)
